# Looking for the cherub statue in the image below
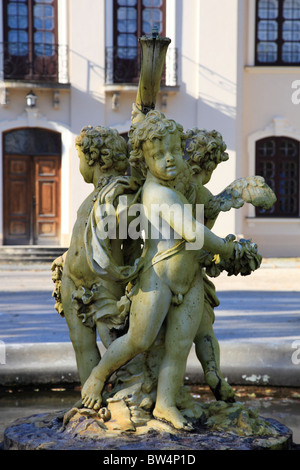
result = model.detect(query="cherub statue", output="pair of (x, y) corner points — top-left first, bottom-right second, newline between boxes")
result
(183, 128), (275, 403)
(52, 125), (143, 386)
(52, 32), (277, 435)
(80, 109), (263, 430)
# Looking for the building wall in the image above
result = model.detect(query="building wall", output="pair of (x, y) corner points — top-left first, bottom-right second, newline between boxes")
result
(102, 0), (241, 239)
(0, 0), (107, 246)
(192, 0), (240, 239)
(0, 0), (299, 256)
(240, 0), (300, 257)
(0, 0), (72, 246)
(68, 0), (106, 228)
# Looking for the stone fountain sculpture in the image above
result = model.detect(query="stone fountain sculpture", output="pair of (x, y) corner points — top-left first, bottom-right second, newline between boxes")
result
(4, 32), (293, 451)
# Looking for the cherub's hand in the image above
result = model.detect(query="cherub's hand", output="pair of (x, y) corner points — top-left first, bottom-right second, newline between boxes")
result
(204, 235), (262, 278)
(222, 237), (262, 276)
(51, 252), (66, 271)
(221, 234), (236, 260)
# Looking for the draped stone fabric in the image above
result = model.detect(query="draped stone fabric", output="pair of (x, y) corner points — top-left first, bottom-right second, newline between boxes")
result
(84, 175), (144, 283)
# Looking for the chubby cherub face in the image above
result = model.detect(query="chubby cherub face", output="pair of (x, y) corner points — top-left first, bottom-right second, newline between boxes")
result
(142, 131), (184, 181)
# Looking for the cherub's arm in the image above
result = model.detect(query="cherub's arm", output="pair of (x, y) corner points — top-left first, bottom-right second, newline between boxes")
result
(196, 183), (213, 207)
(51, 250), (68, 271)
(146, 183), (234, 258)
(195, 184), (218, 230)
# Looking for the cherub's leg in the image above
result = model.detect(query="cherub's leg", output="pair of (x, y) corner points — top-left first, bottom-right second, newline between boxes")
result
(61, 276), (100, 385)
(96, 322), (116, 349)
(194, 309), (235, 402)
(153, 272), (203, 430)
(81, 273), (172, 410)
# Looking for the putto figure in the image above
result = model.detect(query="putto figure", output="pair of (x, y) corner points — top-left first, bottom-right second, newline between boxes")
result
(52, 32), (277, 436)
(80, 109), (238, 430)
(52, 125), (142, 386)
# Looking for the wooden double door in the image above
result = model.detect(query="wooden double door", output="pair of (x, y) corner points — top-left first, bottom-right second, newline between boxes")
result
(3, 154), (61, 245)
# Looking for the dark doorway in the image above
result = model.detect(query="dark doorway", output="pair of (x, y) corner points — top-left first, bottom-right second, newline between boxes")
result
(3, 128), (61, 245)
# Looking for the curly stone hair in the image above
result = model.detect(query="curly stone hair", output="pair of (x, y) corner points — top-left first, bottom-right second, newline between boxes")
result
(184, 128), (229, 174)
(75, 125), (129, 174)
(128, 110), (186, 178)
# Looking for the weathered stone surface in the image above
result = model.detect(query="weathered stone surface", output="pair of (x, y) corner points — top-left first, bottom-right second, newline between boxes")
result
(3, 407), (293, 451)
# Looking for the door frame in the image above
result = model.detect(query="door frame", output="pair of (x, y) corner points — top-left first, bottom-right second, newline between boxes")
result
(0, 119), (71, 247)
(2, 127), (62, 246)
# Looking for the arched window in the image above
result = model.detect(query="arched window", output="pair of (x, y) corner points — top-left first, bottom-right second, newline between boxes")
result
(255, 0), (300, 65)
(255, 136), (299, 217)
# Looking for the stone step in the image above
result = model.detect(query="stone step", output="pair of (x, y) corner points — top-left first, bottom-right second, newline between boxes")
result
(0, 246), (68, 264)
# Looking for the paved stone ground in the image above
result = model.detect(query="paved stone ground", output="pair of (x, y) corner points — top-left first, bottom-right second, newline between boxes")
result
(0, 269), (69, 344)
(0, 260), (300, 449)
(0, 259), (299, 387)
(1, 260), (299, 344)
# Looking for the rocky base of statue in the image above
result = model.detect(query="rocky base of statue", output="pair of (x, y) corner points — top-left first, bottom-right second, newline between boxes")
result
(4, 401), (293, 451)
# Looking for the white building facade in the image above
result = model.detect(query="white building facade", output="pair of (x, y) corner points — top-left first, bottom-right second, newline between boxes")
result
(0, 0), (299, 256)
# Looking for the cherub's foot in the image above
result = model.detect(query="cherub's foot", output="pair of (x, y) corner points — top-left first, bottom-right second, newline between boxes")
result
(205, 370), (235, 403)
(153, 406), (193, 431)
(81, 375), (104, 410)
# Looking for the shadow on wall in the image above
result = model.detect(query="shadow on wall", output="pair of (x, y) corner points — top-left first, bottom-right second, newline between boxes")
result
(69, 48), (105, 97)
(178, 59), (237, 149)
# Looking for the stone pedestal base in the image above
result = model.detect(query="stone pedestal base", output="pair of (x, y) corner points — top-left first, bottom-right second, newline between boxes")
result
(4, 409), (293, 451)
